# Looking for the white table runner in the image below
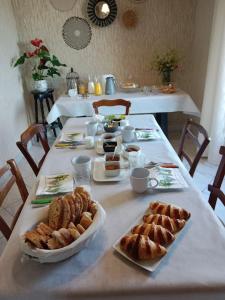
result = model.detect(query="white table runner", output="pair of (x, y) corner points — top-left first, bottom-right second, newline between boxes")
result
(46, 90), (200, 124)
(0, 115), (224, 300)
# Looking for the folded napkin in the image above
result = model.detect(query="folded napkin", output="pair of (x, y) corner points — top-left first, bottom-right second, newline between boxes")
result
(36, 174), (73, 197)
(136, 129), (161, 140)
(60, 132), (84, 142)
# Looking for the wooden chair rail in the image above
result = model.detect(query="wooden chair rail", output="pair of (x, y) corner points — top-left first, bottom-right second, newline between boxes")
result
(178, 119), (210, 177)
(16, 124), (50, 176)
(92, 99), (131, 115)
(208, 146), (225, 210)
(0, 159), (28, 240)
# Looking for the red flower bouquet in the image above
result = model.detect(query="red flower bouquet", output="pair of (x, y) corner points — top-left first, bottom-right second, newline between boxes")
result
(14, 38), (66, 81)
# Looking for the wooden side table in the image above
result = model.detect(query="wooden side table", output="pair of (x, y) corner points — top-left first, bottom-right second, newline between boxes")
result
(31, 89), (63, 137)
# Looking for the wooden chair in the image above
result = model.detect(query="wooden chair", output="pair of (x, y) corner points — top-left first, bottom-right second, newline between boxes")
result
(0, 159), (28, 240)
(16, 124), (50, 176)
(92, 99), (131, 115)
(208, 146), (225, 210)
(178, 119), (210, 177)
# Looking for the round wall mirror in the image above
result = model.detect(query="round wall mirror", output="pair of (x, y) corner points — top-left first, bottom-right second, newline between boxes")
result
(95, 1), (110, 19)
(87, 0), (117, 27)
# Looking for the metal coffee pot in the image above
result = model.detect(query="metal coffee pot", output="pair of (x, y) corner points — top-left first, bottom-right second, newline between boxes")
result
(105, 76), (116, 95)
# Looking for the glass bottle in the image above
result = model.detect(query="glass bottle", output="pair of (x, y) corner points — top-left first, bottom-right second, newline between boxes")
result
(88, 75), (95, 94)
(94, 76), (102, 96)
(79, 81), (86, 95)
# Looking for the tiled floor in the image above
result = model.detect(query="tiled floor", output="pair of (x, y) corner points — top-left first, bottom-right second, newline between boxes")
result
(0, 131), (224, 255)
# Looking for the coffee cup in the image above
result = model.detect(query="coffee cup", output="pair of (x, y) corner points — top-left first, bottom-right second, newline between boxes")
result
(71, 155), (92, 185)
(122, 126), (135, 143)
(130, 168), (158, 193)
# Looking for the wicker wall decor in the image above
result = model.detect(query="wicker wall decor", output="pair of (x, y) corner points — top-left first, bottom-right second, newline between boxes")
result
(87, 0), (117, 27)
(122, 10), (138, 28)
(62, 17), (92, 50)
(130, 0), (146, 3)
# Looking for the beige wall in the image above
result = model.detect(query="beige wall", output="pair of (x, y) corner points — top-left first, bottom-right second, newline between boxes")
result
(10, 0), (213, 131)
(0, 0), (28, 165)
(188, 0), (214, 110)
(12, 1), (196, 91)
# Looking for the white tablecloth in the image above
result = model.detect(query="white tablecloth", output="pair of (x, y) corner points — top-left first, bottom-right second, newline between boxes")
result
(46, 90), (200, 124)
(0, 115), (225, 300)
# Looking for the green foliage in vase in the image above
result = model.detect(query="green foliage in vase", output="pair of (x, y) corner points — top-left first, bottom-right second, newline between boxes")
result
(151, 49), (181, 74)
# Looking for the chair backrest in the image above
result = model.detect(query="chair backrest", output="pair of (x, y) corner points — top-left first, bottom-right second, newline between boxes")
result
(92, 99), (131, 115)
(178, 119), (210, 177)
(0, 159), (28, 240)
(16, 124), (50, 176)
(208, 146), (225, 210)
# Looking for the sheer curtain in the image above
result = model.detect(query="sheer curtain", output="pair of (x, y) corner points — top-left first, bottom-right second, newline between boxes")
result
(200, 0), (225, 164)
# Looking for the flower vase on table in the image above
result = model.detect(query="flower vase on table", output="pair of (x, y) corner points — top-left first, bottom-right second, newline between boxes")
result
(162, 69), (171, 85)
(151, 49), (181, 86)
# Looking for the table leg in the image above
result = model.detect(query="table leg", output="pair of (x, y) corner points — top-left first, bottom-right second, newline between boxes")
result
(40, 100), (47, 137)
(46, 98), (57, 137)
(155, 113), (168, 137)
(49, 94), (63, 130)
(34, 97), (39, 142)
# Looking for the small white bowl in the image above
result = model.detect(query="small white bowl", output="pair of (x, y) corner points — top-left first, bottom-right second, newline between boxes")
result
(123, 145), (141, 160)
(105, 161), (120, 177)
(102, 133), (116, 141)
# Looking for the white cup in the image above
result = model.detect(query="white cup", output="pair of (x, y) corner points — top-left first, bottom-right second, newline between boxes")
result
(86, 121), (98, 136)
(120, 119), (129, 128)
(84, 136), (94, 149)
(130, 168), (158, 193)
(122, 126), (135, 143)
(71, 155), (92, 185)
(68, 88), (77, 97)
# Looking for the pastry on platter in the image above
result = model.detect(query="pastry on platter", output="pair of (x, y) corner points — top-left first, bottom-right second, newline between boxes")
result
(131, 223), (175, 246)
(143, 214), (185, 233)
(120, 234), (167, 260)
(149, 201), (191, 220)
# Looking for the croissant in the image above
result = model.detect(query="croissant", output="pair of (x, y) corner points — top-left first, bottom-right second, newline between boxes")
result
(120, 234), (167, 260)
(131, 223), (175, 245)
(149, 201), (191, 220)
(143, 214), (185, 233)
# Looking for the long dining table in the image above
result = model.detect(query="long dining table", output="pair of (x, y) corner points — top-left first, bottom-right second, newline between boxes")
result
(0, 115), (225, 300)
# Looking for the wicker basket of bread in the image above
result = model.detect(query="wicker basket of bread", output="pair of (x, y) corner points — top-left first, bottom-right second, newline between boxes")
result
(20, 187), (106, 263)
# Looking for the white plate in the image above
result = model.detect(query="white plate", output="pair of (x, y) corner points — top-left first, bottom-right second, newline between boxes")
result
(36, 173), (74, 196)
(93, 158), (129, 182)
(113, 201), (190, 272)
(20, 201), (106, 263)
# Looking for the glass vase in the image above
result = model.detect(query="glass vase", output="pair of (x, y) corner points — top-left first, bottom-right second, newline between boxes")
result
(162, 70), (171, 85)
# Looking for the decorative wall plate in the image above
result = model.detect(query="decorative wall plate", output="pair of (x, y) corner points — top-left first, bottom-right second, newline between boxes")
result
(62, 17), (92, 50)
(130, 0), (146, 3)
(49, 0), (76, 11)
(87, 0), (117, 27)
